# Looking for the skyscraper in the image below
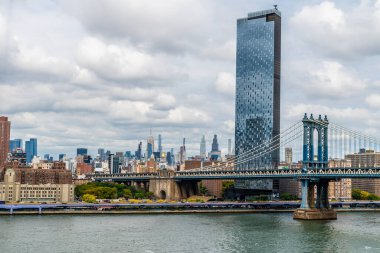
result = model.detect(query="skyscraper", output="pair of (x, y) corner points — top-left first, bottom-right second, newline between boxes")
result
(147, 131), (155, 160)
(285, 147), (292, 165)
(0, 116), (11, 166)
(211, 135), (219, 152)
(98, 148), (105, 161)
(235, 9), (281, 170)
(77, 148), (88, 156)
(179, 138), (186, 164)
(209, 135), (221, 161)
(158, 134), (162, 153)
(135, 142), (142, 160)
(200, 135), (206, 159)
(25, 138), (37, 164)
(228, 139), (232, 156)
(10, 139), (22, 152)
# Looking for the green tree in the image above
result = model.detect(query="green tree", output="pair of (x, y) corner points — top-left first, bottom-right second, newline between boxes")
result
(123, 189), (133, 199)
(134, 190), (146, 199)
(222, 181), (235, 195)
(280, 193), (298, 201)
(145, 191), (154, 199)
(199, 183), (208, 196)
(82, 194), (96, 203)
(352, 189), (380, 200)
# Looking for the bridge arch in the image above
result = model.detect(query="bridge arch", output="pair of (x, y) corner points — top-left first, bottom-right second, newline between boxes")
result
(303, 113), (329, 169)
(160, 190), (167, 200)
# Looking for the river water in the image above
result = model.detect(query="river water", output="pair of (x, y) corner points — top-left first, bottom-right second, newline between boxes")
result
(0, 212), (380, 253)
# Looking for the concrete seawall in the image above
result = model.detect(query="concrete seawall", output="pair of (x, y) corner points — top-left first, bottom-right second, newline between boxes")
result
(1, 208), (380, 215)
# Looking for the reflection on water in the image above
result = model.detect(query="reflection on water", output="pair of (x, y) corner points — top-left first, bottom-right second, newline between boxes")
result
(0, 213), (379, 253)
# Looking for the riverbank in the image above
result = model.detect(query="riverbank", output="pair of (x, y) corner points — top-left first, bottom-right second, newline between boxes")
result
(1, 208), (380, 215)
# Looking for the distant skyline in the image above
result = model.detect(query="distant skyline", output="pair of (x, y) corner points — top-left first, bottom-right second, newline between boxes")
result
(2, 1), (380, 158)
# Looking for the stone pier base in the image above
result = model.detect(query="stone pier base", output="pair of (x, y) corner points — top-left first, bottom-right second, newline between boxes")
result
(293, 209), (337, 220)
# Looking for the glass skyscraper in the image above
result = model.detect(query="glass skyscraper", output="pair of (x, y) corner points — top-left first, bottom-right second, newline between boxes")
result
(235, 9), (281, 170)
(25, 138), (37, 164)
(10, 139), (23, 152)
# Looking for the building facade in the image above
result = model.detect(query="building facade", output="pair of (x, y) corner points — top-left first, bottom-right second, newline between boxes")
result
(235, 9), (281, 170)
(200, 135), (206, 159)
(0, 116), (11, 167)
(346, 150), (380, 196)
(25, 138), (37, 164)
(0, 168), (74, 203)
(77, 148), (88, 156)
(9, 139), (22, 153)
(208, 135), (221, 161)
(328, 159), (352, 200)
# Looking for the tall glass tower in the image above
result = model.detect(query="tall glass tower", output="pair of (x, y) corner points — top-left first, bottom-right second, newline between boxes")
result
(235, 9), (281, 170)
(25, 138), (37, 164)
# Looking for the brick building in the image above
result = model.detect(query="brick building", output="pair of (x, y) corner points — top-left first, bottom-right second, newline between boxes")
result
(0, 116), (11, 167)
(346, 150), (380, 196)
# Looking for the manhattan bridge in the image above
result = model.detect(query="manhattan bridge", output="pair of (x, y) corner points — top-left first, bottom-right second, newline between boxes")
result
(92, 113), (380, 219)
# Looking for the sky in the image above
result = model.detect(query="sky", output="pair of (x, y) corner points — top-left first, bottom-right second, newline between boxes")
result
(1, 0), (380, 159)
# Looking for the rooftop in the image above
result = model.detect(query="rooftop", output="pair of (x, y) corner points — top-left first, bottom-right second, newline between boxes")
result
(247, 8), (281, 19)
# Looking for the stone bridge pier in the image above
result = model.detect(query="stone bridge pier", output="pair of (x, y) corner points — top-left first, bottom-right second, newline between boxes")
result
(149, 170), (199, 200)
(293, 178), (337, 220)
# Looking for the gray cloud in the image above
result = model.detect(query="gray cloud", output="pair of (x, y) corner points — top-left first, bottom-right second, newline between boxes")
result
(1, 0), (380, 159)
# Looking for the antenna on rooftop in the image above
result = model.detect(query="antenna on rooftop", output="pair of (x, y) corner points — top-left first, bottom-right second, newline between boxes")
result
(274, 4), (278, 10)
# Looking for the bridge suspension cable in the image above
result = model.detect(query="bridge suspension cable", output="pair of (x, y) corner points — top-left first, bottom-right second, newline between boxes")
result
(193, 121), (303, 171)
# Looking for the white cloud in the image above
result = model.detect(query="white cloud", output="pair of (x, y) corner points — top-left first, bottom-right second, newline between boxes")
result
(309, 61), (366, 97)
(64, 0), (208, 53)
(290, 1), (380, 58)
(213, 72), (235, 96)
(365, 94), (380, 108)
(76, 37), (181, 83)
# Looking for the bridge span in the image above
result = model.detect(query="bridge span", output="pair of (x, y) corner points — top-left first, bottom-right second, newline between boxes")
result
(88, 114), (380, 220)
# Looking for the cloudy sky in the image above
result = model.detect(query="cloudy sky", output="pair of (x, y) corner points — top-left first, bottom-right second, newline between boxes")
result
(1, 0), (380, 159)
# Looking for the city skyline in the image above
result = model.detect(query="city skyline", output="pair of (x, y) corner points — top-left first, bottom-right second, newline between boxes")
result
(1, 1), (380, 158)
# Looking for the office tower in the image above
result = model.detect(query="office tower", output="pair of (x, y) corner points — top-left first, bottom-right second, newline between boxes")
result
(171, 148), (175, 166)
(10, 139), (22, 152)
(135, 142), (142, 160)
(44, 154), (50, 160)
(25, 138), (37, 164)
(158, 134), (162, 153)
(0, 116), (11, 166)
(209, 135), (221, 161)
(228, 139), (232, 155)
(211, 135), (219, 151)
(200, 135), (206, 159)
(108, 153), (121, 174)
(98, 148), (105, 161)
(59, 154), (66, 161)
(285, 147), (292, 164)
(235, 9), (281, 170)
(179, 138), (186, 164)
(166, 151), (172, 165)
(77, 148), (88, 156)
(147, 132), (155, 160)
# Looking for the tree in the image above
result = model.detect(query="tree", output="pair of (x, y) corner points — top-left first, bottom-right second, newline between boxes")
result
(199, 183), (208, 196)
(145, 191), (154, 199)
(134, 190), (146, 199)
(82, 194), (96, 203)
(280, 193), (298, 201)
(352, 189), (380, 200)
(123, 189), (133, 199)
(222, 181), (235, 195)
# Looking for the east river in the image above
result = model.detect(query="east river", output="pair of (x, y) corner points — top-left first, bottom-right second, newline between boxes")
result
(1, 212), (380, 252)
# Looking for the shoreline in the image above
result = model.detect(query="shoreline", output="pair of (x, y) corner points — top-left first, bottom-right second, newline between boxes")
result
(1, 208), (380, 215)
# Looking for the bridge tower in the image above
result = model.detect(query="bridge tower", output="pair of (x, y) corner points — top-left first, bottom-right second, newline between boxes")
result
(294, 113), (337, 220)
